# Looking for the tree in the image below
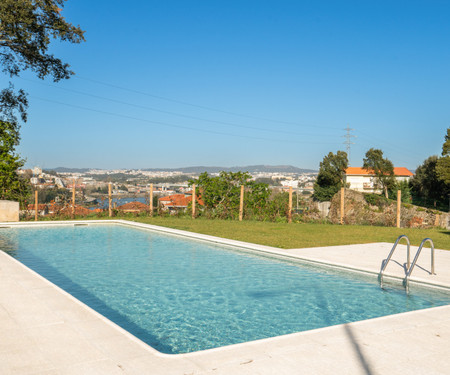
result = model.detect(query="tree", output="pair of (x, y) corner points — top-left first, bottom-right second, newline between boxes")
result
(388, 180), (412, 203)
(190, 171), (270, 219)
(0, 0), (84, 201)
(410, 155), (449, 208)
(363, 148), (395, 198)
(436, 128), (450, 185)
(0, 120), (30, 202)
(313, 151), (348, 201)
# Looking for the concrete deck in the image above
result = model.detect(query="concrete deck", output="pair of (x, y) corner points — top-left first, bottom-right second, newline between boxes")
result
(0, 220), (449, 374)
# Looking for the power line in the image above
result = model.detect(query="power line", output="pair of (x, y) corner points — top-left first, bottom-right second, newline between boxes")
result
(30, 95), (339, 145)
(74, 75), (340, 130)
(19, 77), (337, 138)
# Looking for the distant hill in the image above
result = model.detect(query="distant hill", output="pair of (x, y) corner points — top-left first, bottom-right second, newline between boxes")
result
(142, 165), (317, 174)
(46, 167), (92, 173)
(46, 165), (317, 174)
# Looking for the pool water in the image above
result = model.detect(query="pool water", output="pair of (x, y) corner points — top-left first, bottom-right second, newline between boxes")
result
(1, 224), (449, 354)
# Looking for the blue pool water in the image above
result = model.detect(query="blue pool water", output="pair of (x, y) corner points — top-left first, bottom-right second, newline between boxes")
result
(1, 224), (449, 354)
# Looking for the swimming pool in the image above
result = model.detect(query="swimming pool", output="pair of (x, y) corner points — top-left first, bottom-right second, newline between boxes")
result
(1, 222), (449, 354)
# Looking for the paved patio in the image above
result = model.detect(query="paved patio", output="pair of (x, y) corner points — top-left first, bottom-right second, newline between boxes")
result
(0, 220), (449, 374)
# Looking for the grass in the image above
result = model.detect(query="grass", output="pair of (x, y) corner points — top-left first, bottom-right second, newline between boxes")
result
(119, 216), (450, 250)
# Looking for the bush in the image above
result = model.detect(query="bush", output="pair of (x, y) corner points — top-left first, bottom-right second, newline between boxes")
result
(364, 193), (389, 207)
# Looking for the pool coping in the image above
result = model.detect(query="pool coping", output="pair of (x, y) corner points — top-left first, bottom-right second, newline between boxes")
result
(1, 219), (450, 374)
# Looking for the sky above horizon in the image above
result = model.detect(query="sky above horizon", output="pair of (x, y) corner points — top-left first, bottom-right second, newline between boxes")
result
(3, 0), (450, 171)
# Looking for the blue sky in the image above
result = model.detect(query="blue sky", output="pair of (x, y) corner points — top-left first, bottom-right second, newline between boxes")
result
(3, 0), (450, 170)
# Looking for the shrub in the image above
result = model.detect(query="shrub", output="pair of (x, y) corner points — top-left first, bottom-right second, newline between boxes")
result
(364, 193), (389, 207)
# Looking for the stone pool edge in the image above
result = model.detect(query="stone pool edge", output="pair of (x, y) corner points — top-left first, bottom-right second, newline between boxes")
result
(1, 219), (450, 374)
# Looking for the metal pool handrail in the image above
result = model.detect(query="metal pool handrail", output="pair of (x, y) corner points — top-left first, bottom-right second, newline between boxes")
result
(403, 238), (435, 293)
(379, 235), (410, 288)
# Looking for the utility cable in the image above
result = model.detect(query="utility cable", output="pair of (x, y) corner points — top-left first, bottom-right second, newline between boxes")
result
(19, 77), (337, 138)
(30, 95), (339, 145)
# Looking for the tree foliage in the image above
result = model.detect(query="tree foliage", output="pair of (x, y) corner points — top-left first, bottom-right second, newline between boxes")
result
(0, 0), (84, 202)
(0, 0), (85, 80)
(313, 151), (348, 202)
(0, 119), (30, 202)
(388, 180), (412, 203)
(410, 155), (449, 209)
(0, 0), (85, 125)
(436, 128), (450, 185)
(190, 171), (271, 219)
(363, 148), (395, 198)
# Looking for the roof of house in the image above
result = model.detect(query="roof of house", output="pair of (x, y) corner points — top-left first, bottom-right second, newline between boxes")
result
(345, 167), (413, 177)
(27, 204), (47, 210)
(59, 205), (92, 216)
(159, 194), (204, 207)
(116, 201), (149, 211)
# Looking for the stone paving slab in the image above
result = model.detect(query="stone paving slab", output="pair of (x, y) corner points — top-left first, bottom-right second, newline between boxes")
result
(0, 220), (449, 374)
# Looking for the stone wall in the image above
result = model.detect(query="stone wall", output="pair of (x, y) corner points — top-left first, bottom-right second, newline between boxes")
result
(327, 189), (449, 229)
(0, 200), (19, 222)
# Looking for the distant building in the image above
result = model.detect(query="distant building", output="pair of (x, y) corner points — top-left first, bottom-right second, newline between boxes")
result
(280, 180), (299, 188)
(116, 201), (149, 213)
(159, 194), (204, 212)
(344, 167), (414, 194)
(55, 178), (65, 188)
(32, 166), (42, 176)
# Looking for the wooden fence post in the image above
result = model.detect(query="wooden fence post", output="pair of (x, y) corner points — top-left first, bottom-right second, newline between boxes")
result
(72, 178), (76, 218)
(192, 184), (196, 219)
(239, 185), (244, 221)
(288, 186), (293, 223)
(434, 214), (440, 227)
(149, 183), (153, 217)
(34, 190), (38, 221)
(340, 187), (345, 225)
(108, 182), (112, 217)
(397, 190), (401, 228)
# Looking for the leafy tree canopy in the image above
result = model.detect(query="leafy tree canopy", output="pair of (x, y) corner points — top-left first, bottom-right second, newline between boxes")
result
(410, 155), (448, 205)
(0, 119), (30, 201)
(1, 0), (85, 124)
(313, 151), (348, 201)
(190, 171), (270, 219)
(363, 148), (395, 198)
(436, 128), (450, 185)
(0, 0), (85, 80)
(0, 0), (84, 202)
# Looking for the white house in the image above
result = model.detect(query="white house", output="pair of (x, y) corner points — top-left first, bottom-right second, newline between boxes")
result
(344, 167), (413, 194)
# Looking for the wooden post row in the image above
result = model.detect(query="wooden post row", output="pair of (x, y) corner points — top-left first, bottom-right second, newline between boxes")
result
(239, 185), (244, 221)
(72, 178), (76, 218)
(34, 190), (38, 221)
(192, 184), (196, 219)
(108, 182), (112, 217)
(288, 186), (293, 223)
(149, 183), (153, 217)
(396, 190), (401, 228)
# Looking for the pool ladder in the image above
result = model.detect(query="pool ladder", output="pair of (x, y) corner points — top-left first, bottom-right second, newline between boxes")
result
(379, 235), (436, 292)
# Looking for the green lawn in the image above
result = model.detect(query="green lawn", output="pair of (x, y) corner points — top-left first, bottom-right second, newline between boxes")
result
(123, 216), (450, 250)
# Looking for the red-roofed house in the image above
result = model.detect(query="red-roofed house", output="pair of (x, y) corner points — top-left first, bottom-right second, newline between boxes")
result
(116, 201), (149, 213)
(59, 205), (92, 216)
(27, 204), (48, 216)
(344, 167), (414, 193)
(159, 194), (204, 212)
